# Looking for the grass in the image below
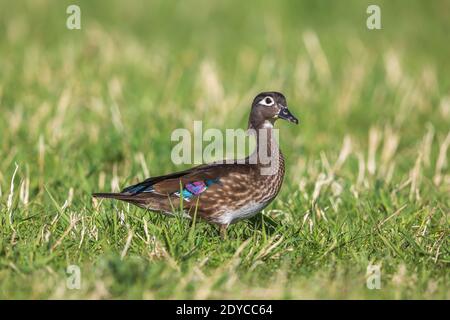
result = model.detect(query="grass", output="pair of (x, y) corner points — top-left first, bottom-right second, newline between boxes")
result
(0, 0), (449, 299)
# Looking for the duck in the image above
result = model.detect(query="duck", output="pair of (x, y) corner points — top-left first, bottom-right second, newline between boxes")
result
(93, 92), (298, 238)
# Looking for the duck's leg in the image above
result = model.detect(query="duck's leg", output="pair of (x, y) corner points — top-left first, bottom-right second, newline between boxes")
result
(219, 224), (228, 240)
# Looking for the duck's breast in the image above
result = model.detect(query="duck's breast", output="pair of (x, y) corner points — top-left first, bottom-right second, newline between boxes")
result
(217, 200), (271, 225)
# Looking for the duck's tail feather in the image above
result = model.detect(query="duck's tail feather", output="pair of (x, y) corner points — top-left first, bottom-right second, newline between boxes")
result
(92, 192), (169, 211)
(92, 192), (135, 200)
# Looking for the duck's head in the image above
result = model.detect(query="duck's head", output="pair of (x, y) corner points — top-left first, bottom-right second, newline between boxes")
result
(248, 92), (298, 129)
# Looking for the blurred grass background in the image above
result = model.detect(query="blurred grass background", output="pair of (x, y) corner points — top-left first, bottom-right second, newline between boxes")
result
(0, 0), (448, 299)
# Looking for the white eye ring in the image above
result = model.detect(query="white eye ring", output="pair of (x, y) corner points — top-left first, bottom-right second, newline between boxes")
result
(259, 96), (275, 106)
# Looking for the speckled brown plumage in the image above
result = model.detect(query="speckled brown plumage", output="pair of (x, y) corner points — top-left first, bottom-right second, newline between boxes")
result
(93, 92), (298, 236)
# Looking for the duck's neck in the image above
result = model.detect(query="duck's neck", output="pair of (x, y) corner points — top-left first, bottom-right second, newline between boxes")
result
(248, 120), (282, 172)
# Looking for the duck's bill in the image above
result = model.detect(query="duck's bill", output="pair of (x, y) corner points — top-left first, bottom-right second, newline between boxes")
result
(278, 107), (299, 124)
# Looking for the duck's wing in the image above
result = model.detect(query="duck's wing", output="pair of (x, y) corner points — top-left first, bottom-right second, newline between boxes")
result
(93, 161), (254, 216)
(121, 160), (251, 198)
(120, 165), (203, 194)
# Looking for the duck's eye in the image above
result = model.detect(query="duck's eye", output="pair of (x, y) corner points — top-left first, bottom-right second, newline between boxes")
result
(260, 97), (274, 106)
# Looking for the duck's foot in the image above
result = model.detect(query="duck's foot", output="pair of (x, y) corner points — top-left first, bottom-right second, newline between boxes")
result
(219, 224), (228, 240)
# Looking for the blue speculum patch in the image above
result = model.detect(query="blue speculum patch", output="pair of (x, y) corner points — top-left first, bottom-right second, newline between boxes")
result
(175, 178), (220, 201)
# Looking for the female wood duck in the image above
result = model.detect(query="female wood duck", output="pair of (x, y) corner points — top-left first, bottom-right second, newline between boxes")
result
(93, 92), (298, 238)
